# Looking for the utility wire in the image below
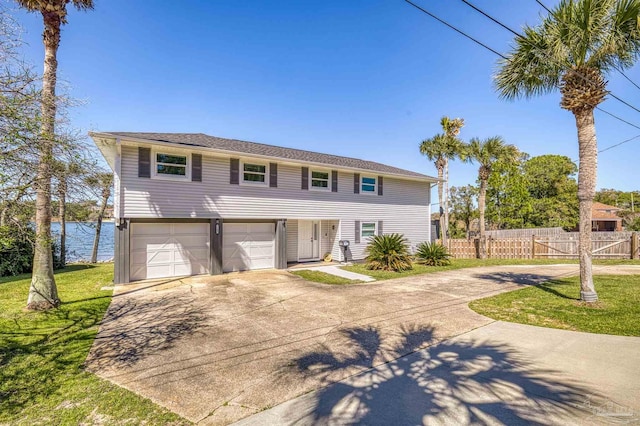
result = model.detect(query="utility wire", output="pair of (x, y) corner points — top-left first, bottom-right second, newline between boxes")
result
(595, 107), (640, 131)
(535, 0), (553, 14)
(599, 133), (640, 153)
(403, 0), (507, 59)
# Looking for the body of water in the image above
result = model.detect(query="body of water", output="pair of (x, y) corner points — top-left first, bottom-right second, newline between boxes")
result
(51, 221), (115, 262)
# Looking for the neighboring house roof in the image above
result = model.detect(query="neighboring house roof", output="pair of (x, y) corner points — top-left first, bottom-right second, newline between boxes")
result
(90, 131), (435, 181)
(592, 202), (622, 221)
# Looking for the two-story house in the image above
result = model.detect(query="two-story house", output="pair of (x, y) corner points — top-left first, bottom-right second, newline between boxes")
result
(90, 132), (436, 283)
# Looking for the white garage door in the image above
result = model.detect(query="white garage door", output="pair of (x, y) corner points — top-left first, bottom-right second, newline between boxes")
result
(223, 222), (275, 272)
(130, 222), (209, 281)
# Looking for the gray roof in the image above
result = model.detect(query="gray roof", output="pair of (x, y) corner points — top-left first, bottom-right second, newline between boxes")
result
(100, 132), (434, 180)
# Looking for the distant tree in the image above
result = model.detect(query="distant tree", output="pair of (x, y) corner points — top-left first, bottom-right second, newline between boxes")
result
(17, 0), (95, 310)
(86, 172), (112, 264)
(52, 158), (84, 267)
(495, 0), (640, 302)
(420, 116), (465, 245)
(524, 155), (579, 230)
(485, 154), (532, 230)
(462, 137), (520, 258)
(449, 185), (478, 239)
(439, 117), (465, 244)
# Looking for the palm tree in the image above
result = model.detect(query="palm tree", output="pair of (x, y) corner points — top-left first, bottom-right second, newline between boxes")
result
(18, 0), (94, 310)
(462, 137), (519, 259)
(439, 117), (464, 246)
(420, 122), (464, 245)
(494, 0), (640, 302)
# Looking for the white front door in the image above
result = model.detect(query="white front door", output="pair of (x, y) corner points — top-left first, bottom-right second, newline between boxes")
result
(299, 220), (320, 260)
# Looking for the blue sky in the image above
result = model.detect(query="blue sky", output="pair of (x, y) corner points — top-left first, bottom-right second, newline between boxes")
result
(10, 0), (640, 197)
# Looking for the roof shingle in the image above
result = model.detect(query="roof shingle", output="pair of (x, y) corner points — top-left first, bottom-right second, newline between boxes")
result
(100, 132), (434, 180)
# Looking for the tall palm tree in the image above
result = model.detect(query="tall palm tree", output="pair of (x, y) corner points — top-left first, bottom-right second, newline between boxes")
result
(420, 124), (464, 245)
(19, 0), (94, 310)
(439, 116), (464, 245)
(462, 137), (519, 259)
(494, 0), (640, 302)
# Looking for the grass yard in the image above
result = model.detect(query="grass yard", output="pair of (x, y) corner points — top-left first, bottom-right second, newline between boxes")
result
(0, 264), (189, 425)
(470, 274), (640, 336)
(290, 269), (359, 285)
(343, 258), (640, 281)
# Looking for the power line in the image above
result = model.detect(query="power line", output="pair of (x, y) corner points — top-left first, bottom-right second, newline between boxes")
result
(403, 0), (507, 59)
(535, 0), (553, 14)
(595, 107), (640, 130)
(599, 133), (640, 153)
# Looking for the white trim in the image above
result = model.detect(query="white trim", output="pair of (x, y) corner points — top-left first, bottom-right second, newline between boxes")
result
(361, 221), (377, 239)
(152, 148), (191, 181)
(240, 159), (269, 186)
(360, 175), (377, 195)
(309, 168), (331, 192)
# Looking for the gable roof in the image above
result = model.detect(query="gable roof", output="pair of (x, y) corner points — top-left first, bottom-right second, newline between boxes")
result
(592, 201), (622, 221)
(91, 131), (435, 181)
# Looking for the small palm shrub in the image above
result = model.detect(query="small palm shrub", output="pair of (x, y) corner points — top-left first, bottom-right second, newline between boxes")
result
(364, 233), (413, 272)
(415, 242), (451, 266)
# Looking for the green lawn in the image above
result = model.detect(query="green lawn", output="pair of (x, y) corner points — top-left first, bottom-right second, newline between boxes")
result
(0, 264), (189, 425)
(343, 258), (640, 281)
(469, 275), (640, 336)
(290, 269), (360, 285)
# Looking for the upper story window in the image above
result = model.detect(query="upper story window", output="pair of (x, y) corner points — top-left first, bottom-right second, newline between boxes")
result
(243, 162), (267, 184)
(311, 170), (330, 190)
(361, 222), (377, 238)
(361, 176), (377, 193)
(154, 151), (189, 180)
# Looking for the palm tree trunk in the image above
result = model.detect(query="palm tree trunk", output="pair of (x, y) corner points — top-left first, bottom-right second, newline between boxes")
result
(575, 109), (598, 302)
(58, 178), (66, 267)
(478, 178), (487, 259)
(27, 12), (61, 310)
(436, 166), (444, 243)
(443, 160), (449, 246)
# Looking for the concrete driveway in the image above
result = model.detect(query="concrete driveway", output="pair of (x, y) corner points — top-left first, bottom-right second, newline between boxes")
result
(85, 264), (640, 425)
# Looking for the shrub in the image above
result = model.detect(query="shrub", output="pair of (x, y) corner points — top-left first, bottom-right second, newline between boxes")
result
(415, 242), (451, 266)
(365, 233), (413, 272)
(0, 225), (35, 277)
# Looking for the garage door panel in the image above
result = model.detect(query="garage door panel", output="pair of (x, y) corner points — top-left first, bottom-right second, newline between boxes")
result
(222, 222), (274, 273)
(130, 222), (210, 281)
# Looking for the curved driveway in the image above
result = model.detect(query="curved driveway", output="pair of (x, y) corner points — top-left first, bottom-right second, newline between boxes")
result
(86, 264), (640, 425)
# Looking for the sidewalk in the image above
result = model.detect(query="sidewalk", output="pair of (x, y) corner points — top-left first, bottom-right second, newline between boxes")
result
(289, 264), (376, 282)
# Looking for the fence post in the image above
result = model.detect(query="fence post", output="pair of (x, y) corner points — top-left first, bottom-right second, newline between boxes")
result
(531, 235), (536, 259)
(632, 232), (638, 260)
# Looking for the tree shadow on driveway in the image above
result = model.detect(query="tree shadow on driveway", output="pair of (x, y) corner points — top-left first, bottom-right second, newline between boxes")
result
(85, 292), (208, 371)
(286, 324), (594, 425)
(473, 272), (559, 286)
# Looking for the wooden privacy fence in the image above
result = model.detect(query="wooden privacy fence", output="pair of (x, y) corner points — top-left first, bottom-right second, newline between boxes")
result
(447, 232), (639, 260)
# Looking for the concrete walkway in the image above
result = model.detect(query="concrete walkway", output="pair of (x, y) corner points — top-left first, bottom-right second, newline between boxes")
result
(236, 321), (640, 425)
(85, 264), (640, 425)
(289, 264), (376, 282)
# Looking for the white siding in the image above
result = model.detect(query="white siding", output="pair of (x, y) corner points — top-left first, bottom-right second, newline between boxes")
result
(286, 219), (298, 262)
(120, 145), (431, 261)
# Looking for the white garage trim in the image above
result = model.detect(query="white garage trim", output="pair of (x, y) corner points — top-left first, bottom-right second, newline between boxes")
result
(223, 222), (275, 272)
(130, 222), (210, 281)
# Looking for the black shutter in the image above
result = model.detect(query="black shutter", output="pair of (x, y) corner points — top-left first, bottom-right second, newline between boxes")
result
(331, 170), (338, 192)
(378, 175), (383, 196)
(301, 167), (309, 190)
(378, 220), (383, 236)
(269, 163), (278, 188)
(354, 173), (360, 194)
(355, 220), (360, 244)
(230, 158), (239, 184)
(138, 147), (151, 178)
(192, 154), (202, 182)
